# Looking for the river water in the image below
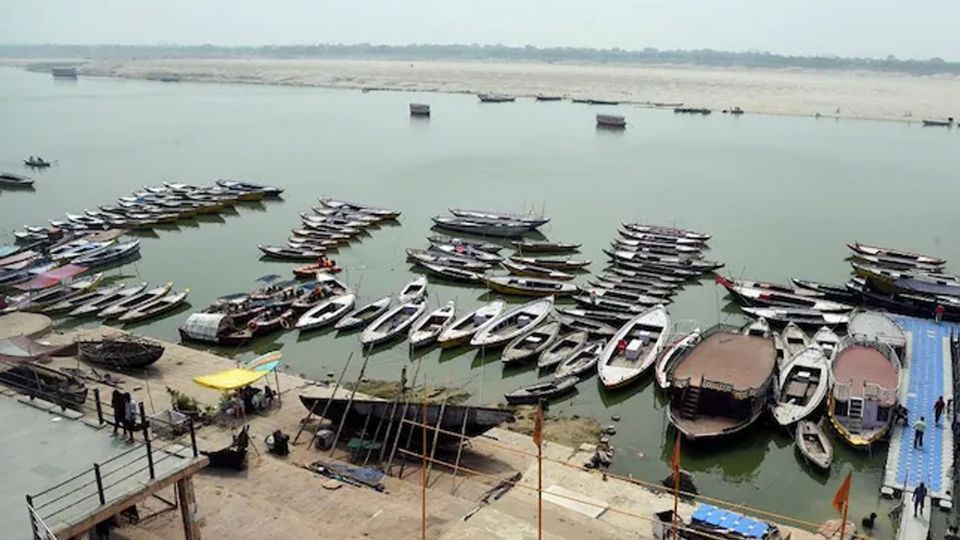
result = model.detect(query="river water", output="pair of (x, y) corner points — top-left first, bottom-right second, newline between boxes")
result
(2, 66), (959, 534)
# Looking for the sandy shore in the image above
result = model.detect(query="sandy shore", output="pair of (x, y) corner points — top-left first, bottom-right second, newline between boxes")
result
(7, 57), (960, 122)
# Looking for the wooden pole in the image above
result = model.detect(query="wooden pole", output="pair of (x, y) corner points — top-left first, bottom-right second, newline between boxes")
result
(538, 420), (543, 540)
(421, 374), (428, 540)
(672, 460), (680, 539)
(838, 500), (849, 540)
(294, 352), (353, 445)
(449, 405), (471, 494)
(385, 360), (423, 472)
(329, 351), (370, 456)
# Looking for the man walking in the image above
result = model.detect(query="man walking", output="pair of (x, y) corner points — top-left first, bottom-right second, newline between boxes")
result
(913, 416), (926, 448)
(913, 482), (928, 517)
(110, 390), (124, 436)
(934, 396), (946, 426)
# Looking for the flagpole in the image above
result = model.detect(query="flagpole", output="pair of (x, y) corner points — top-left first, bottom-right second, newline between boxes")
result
(421, 373), (427, 540)
(672, 433), (680, 540)
(838, 501), (848, 540)
(537, 401), (543, 540)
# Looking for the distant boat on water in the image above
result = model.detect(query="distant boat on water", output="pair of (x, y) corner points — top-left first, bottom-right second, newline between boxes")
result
(50, 67), (77, 79)
(596, 114), (626, 128)
(922, 117), (953, 127)
(478, 93), (515, 103)
(409, 103), (431, 117)
(535, 95), (563, 101)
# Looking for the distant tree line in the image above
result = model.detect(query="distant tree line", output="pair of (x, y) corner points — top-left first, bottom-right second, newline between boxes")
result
(2, 43), (958, 76)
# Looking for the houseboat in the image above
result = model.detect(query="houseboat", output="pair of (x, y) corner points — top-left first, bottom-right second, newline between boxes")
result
(846, 310), (906, 360)
(828, 334), (901, 448)
(666, 324), (777, 440)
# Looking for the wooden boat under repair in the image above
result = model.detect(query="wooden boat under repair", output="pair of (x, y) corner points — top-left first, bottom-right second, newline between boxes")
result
(827, 335), (901, 448)
(796, 421), (833, 470)
(666, 324), (777, 440)
(77, 336), (165, 369)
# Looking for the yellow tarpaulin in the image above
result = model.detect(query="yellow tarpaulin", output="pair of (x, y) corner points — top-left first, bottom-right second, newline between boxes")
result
(193, 368), (268, 391)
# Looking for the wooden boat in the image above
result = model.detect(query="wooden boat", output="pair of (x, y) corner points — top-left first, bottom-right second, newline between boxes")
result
(70, 240), (140, 268)
(598, 305), (670, 388)
(501, 260), (574, 281)
(723, 282), (851, 312)
(502, 321), (561, 365)
(44, 282), (127, 314)
(98, 283), (173, 319)
(509, 256), (590, 270)
(790, 278), (862, 304)
(409, 103), (431, 116)
(0, 362), (87, 410)
(287, 237), (340, 250)
(740, 306), (850, 327)
(828, 335), (900, 448)
(295, 293), (356, 331)
(596, 114), (626, 128)
(484, 276), (578, 297)
(715, 275), (823, 298)
(554, 341), (603, 379)
(0, 172), (35, 187)
(605, 249), (722, 273)
(427, 234), (501, 253)
(510, 240), (580, 253)
(77, 336), (165, 369)
(852, 253), (944, 273)
(921, 118), (953, 127)
(572, 294), (647, 313)
(554, 312), (617, 336)
(293, 260), (342, 279)
(291, 229), (351, 244)
(846, 242), (945, 266)
(318, 198), (400, 220)
(609, 259), (707, 279)
(300, 212), (371, 230)
(5, 273), (103, 313)
(504, 377), (577, 404)
(397, 276), (428, 303)
(771, 347), (829, 426)
(335, 296), (392, 331)
(471, 296), (553, 348)
(408, 301), (457, 348)
(477, 94), (516, 103)
(781, 322), (811, 360)
(667, 325), (777, 440)
(538, 331), (588, 369)
(612, 238), (703, 256)
(118, 289), (190, 323)
(437, 301), (505, 348)
(655, 328), (702, 389)
(429, 243), (502, 263)
(68, 282), (148, 317)
(535, 95), (563, 101)
(432, 216), (533, 238)
(811, 326), (840, 357)
(602, 267), (684, 286)
(556, 307), (630, 324)
(796, 421), (833, 470)
(622, 223), (711, 242)
(243, 304), (293, 335)
(741, 317), (771, 338)
(361, 300), (427, 346)
(215, 179), (282, 197)
(24, 158), (51, 168)
(415, 261), (484, 283)
(619, 228), (704, 246)
(577, 287), (663, 307)
(406, 248), (491, 271)
(297, 396), (513, 445)
(0, 262), (58, 288)
(50, 240), (114, 262)
(300, 219), (361, 236)
(258, 245), (325, 260)
(592, 277), (674, 299)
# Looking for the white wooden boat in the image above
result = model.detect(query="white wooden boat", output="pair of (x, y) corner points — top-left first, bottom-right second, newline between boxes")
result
(781, 322), (811, 360)
(538, 331), (588, 369)
(408, 301), (456, 348)
(295, 293), (356, 331)
(596, 114), (626, 128)
(741, 317), (770, 338)
(361, 300), (427, 346)
(771, 347), (829, 426)
(398, 276), (428, 303)
(502, 321), (561, 365)
(470, 296), (554, 348)
(437, 301), (505, 348)
(654, 327), (702, 389)
(811, 326), (840, 357)
(335, 296), (391, 331)
(598, 305), (670, 388)
(554, 341), (603, 379)
(795, 421), (833, 470)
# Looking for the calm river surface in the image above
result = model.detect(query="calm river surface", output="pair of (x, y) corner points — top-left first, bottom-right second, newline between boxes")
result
(2, 66), (958, 533)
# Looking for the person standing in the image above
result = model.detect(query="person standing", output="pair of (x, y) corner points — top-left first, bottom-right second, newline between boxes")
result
(934, 396), (946, 426)
(935, 304), (945, 323)
(125, 393), (139, 443)
(110, 390), (125, 436)
(913, 416), (926, 448)
(913, 482), (928, 517)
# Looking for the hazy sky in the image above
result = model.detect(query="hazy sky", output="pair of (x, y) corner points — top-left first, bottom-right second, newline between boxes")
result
(2, 0), (957, 60)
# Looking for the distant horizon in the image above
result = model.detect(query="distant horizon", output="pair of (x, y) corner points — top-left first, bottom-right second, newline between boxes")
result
(0, 42), (957, 64)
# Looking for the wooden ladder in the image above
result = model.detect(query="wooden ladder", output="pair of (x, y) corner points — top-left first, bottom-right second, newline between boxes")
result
(680, 386), (701, 420)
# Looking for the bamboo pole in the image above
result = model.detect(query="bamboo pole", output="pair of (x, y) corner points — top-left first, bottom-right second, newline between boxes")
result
(328, 351), (370, 456)
(421, 374), (428, 540)
(838, 500), (849, 540)
(424, 395), (449, 484)
(448, 405), (471, 494)
(293, 351), (353, 445)
(384, 360), (422, 469)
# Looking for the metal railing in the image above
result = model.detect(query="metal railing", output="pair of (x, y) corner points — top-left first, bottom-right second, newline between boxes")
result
(24, 389), (199, 539)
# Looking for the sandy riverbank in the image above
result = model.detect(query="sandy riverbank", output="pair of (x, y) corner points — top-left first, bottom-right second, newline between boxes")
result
(6, 57), (960, 123)
(23, 326), (829, 540)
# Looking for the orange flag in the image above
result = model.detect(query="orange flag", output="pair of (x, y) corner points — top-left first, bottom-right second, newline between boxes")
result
(671, 432), (682, 474)
(533, 404), (543, 448)
(832, 472), (852, 514)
